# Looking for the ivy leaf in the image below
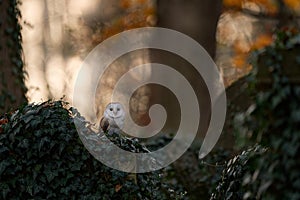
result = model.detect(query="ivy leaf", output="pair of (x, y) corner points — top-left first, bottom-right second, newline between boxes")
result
(0, 100), (170, 199)
(0, 146), (9, 154)
(0, 160), (11, 175)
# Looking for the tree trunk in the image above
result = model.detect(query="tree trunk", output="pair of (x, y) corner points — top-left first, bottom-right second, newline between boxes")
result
(156, 0), (222, 58)
(150, 0), (223, 142)
(0, 0), (27, 113)
(147, 2), (223, 197)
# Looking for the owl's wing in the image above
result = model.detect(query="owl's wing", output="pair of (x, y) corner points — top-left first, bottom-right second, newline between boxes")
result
(100, 117), (110, 132)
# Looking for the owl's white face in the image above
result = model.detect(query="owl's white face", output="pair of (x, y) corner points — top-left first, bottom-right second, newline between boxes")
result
(104, 102), (125, 119)
(103, 102), (125, 130)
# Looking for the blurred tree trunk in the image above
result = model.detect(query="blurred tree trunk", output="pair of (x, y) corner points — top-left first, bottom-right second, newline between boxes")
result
(149, 2), (223, 198)
(149, 0), (223, 141)
(0, 0), (27, 113)
(156, 0), (222, 58)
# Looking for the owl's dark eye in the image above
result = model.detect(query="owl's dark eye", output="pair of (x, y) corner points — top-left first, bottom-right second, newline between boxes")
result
(117, 108), (120, 111)
(109, 108), (113, 111)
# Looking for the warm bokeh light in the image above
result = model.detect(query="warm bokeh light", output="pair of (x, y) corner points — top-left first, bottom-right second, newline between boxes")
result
(223, 0), (243, 9)
(251, 33), (273, 50)
(101, 0), (156, 41)
(21, 0), (154, 121)
(21, 0), (297, 114)
(284, 0), (300, 12)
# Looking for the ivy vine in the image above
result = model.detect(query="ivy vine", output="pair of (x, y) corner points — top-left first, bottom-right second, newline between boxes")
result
(212, 28), (300, 199)
(0, 0), (27, 112)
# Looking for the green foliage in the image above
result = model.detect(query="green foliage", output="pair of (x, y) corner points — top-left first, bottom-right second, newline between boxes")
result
(197, 148), (231, 196)
(0, 100), (181, 199)
(210, 145), (267, 200)
(212, 29), (300, 199)
(146, 133), (232, 199)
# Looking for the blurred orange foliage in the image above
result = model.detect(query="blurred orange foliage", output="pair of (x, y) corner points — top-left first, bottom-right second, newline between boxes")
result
(102, 0), (155, 41)
(144, 7), (156, 16)
(284, 0), (300, 11)
(223, 0), (243, 9)
(248, 0), (278, 14)
(234, 40), (250, 54)
(233, 54), (248, 68)
(251, 34), (273, 50)
(223, 0), (283, 14)
(137, 0), (147, 4)
(105, 0), (297, 71)
(120, 0), (131, 9)
(233, 34), (273, 68)
(102, 19), (124, 39)
(224, 0), (299, 70)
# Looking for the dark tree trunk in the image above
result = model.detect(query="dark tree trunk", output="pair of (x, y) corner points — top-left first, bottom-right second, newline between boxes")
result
(156, 0), (222, 58)
(149, 0), (223, 141)
(0, 0), (27, 113)
(147, 2), (223, 198)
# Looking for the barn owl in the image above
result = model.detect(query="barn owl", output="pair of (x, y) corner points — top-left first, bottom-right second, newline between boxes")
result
(100, 102), (125, 132)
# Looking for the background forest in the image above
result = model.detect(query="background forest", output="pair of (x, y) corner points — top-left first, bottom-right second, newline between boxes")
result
(0, 0), (300, 199)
